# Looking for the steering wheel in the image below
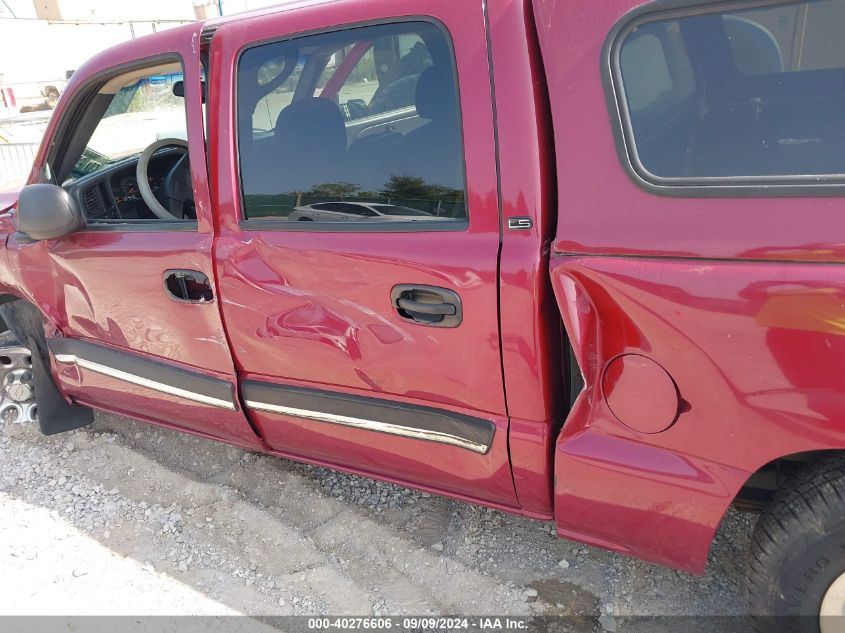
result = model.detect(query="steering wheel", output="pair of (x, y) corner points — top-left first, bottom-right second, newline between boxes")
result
(136, 138), (192, 221)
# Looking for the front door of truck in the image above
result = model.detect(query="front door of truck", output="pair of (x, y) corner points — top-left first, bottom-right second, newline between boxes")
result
(210, 1), (517, 505)
(13, 26), (261, 448)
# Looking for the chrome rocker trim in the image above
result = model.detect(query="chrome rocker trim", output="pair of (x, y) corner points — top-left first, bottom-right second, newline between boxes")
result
(241, 380), (495, 454)
(244, 399), (489, 453)
(49, 339), (237, 411)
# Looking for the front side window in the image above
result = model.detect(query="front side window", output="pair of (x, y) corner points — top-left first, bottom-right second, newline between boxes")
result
(613, 0), (845, 185)
(237, 21), (467, 226)
(69, 72), (187, 181)
(54, 62), (198, 225)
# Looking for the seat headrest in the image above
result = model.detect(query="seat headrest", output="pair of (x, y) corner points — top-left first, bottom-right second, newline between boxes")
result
(274, 97), (346, 154)
(415, 66), (454, 121)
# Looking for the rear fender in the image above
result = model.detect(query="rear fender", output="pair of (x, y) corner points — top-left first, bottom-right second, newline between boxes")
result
(551, 255), (845, 573)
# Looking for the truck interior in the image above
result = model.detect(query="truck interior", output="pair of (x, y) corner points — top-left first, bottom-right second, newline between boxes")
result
(618, 3), (845, 181)
(237, 20), (467, 222)
(43, 61), (196, 224)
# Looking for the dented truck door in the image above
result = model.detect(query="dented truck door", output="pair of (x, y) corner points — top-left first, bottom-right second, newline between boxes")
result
(208, 1), (517, 506)
(10, 24), (262, 448)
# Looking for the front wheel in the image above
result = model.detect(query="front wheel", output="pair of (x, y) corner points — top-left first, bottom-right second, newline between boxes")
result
(0, 330), (37, 425)
(747, 456), (845, 632)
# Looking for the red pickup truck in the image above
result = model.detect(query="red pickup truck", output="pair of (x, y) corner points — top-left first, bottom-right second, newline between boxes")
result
(2, 0), (844, 626)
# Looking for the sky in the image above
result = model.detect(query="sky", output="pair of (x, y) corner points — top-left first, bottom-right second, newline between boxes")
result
(0, 0), (282, 21)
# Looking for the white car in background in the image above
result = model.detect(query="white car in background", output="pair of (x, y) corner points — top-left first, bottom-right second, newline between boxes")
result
(288, 201), (443, 222)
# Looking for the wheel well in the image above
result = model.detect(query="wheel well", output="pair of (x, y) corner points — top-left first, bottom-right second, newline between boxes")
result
(734, 449), (843, 510)
(0, 294), (23, 334)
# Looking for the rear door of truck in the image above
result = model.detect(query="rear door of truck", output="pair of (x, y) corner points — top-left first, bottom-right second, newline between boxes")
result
(207, 0), (517, 506)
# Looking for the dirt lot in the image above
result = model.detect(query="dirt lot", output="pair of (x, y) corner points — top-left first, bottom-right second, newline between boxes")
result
(0, 411), (757, 629)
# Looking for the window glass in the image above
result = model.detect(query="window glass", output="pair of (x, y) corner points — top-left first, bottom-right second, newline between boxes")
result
(617, 0), (845, 180)
(318, 32), (432, 121)
(69, 72), (187, 181)
(60, 66), (197, 225)
(619, 34), (673, 113)
(237, 21), (466, 225)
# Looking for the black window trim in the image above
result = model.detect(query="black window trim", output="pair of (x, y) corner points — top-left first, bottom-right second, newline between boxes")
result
(233, 16), (472, 231)
(603, 0), (845, 197)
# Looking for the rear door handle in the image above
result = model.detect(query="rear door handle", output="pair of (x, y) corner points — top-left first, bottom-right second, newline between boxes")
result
(391, 284), (462, 328)
(396, 298), (456, 316)
(163, 269), (214, 303)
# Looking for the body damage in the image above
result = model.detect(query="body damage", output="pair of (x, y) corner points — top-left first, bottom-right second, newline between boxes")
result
(0, 0), (841, 579)
(0, 190), (19, 215)
(530, 0), (845, 571)
(552, 256), (845, 571)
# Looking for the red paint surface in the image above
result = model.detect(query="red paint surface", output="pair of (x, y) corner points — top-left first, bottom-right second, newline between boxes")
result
(52, 348), (262, 448)
(248, 384), (517, 506)
(602, 354), (679, 434)
(552, 256), (845, 571)
(208, 0), (516, 505)
(0, 190), (19, 213)
(18, 233), (232, 370)
(0, 0), (840, 575)
(4, 23), (265, 449)
(488, 0), (560, 515)
(532, 0), (845, 263)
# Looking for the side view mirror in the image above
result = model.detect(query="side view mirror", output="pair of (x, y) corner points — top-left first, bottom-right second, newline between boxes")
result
(15, 184), (85, 242)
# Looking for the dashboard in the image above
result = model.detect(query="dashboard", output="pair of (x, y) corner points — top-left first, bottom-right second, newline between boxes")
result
(67, 150), (187, 221)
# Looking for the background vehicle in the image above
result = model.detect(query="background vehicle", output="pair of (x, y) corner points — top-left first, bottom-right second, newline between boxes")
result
(1, 0), (844, 629)
(288, 202), (440, 222)
(1, 77), (68, 113)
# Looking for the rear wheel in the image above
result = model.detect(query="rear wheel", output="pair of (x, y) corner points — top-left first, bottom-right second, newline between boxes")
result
(747, 456), (845, 632)
(0, 330), (37, 425)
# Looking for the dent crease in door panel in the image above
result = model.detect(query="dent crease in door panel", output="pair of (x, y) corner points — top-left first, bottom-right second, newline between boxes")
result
(209, 0), (515, 508)
(218, 234), (504, 414)
(16, 233), (234, 371)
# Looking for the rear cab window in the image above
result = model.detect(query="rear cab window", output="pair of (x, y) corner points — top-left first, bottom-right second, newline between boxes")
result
(236, 21), (467, 227)
(609, 0), (845, 191)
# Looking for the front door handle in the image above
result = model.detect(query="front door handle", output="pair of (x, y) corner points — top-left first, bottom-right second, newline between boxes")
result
(163, 269), (214, 303)
(391, 284), (462, 328)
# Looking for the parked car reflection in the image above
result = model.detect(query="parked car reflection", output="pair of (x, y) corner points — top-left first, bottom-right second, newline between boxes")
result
(287, 201), (449, 222)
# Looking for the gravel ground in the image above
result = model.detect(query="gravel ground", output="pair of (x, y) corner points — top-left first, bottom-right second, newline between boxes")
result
(0, 411), (758, 630)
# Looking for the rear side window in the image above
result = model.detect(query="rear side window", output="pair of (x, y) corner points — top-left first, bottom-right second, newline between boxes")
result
(317, 32), (431, 121)
(236, 21), (467, 227)
(611, 0), (845, 188)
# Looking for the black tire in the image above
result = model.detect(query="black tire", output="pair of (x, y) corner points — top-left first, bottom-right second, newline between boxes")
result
(0, 330), (19, 346)
(0, 300), (93, 434)
(747, 455), (845, 633)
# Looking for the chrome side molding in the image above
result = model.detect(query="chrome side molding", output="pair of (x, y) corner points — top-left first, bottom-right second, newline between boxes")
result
(49, 339), (237, 410)
(242, 380), (495, 454)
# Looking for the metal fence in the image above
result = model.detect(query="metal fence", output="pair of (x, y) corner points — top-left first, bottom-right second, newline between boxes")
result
(0, 143), (38, 188)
